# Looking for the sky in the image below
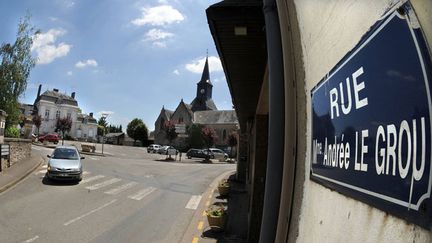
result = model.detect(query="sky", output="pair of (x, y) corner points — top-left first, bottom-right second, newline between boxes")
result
(0, 0), (232, 131)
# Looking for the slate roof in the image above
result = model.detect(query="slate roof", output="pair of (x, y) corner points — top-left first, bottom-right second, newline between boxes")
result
(163, 108), (174, 119)
(106, 132), (124, 138)
(194, 110), (238, 124)
(190, 98), (218, 112)
(38, 90), (78, 106)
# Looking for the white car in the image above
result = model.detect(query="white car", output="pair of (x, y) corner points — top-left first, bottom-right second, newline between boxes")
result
(147, 144), (161, 153)
(203, 148), (228, 161)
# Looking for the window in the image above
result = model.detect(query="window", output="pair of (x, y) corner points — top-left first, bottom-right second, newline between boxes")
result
(56, 110), (60, 119)
(45, 110), (50, 119)
(179, 117), (183, 123)
(223, 129), (227, 142)
(67, 113), (71, 119)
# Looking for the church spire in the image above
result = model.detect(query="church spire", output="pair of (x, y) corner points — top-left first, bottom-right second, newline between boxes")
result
(199, 54), (211, 84)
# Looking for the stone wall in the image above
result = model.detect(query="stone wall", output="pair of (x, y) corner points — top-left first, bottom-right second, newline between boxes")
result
(1, 138), (32, 169)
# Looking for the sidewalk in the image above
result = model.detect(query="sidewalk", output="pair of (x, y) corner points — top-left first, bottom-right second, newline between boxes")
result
(0, 154), (44, 194)
(181, 172), (249, 243)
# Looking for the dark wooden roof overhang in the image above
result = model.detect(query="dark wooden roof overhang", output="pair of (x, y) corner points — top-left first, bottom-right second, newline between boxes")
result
(206, 0), (267, 132)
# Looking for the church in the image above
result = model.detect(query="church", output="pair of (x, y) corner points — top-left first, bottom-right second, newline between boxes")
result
(153, 56), (238, 149)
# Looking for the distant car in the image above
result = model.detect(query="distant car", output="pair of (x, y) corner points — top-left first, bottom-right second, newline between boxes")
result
(158, 145), (178, 155)
(147, 144), (161, 153)
(39, 134), (60, 144)
(46, 146), (84, 182)
(203, 148), (229, 161)
(186, 149), (209, 159)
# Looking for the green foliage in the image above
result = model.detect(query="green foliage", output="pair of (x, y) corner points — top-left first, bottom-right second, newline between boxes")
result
(187, 124), (204, 149)
(127, 118), (148, 145)
(5, 126), (20, 138)
(55, 117), (72, 145)
(32, 114), (41, 135)
(206, 204), (226, 217)
(0, 15), (37, 127)
(108, 124), (122, 133)
(97, 117), (108, 136)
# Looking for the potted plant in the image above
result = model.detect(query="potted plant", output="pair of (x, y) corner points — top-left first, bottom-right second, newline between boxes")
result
(218, 179), (230, 196)
(206, 204), (226, 231)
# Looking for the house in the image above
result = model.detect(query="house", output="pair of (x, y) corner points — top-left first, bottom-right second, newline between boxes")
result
(32, 85), (97, 141)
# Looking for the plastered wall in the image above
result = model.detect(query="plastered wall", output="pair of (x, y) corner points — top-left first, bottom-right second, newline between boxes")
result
(289, 0), (432, 242)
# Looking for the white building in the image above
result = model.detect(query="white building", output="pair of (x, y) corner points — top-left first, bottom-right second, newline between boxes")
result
(33, 85), (98, 141)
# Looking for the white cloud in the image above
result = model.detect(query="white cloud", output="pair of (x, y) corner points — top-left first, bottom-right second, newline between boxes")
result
(152, 41), (167, 48)
(75, 59), (98, 68)
(131, 5), (185, 26)
(185, 56), (223, 74)
(67, 71), (73, 76)
(145, 28), (174, 41)
(97, 111), (115, 117)
(173, 69), (180, 75)
(32, 28), (71, 64)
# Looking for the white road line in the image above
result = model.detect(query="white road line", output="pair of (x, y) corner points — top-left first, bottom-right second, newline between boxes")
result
(185, 195), (202, 210)
(83, 171), (90, 175)
(90, 157), (99, 161)
(35, 170), (46, 175)
(104, 182), (138, 195)
(22, 235), (39, 243)
(80, 175), (105, 184)
(63, 199), (117, 226)
(144, 174), (154, 178)
(42, 165), (47, 169)
(128, 187), (156, 201)
(85, 178), (122, 191)
(32, 147), (41, 151)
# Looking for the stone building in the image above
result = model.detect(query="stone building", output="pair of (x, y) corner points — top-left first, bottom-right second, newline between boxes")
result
(154, 56), (238, 148)
(33, 85), (98, 141)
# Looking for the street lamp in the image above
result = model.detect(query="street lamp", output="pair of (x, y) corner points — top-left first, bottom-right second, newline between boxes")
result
(101, 113), (109, 155)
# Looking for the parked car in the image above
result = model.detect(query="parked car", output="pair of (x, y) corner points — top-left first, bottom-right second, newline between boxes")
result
(186, 149), (210, 159)
(39, 134), (60, 144)
(157, 145), (179, 155)
(147, 144), (161, 153)
(46, 146), (84, 182)
(203, 148), (229, 161)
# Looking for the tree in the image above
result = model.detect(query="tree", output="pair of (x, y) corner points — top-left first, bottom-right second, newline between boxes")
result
(32, 114), (41, 135)
(127, 118), (148, 146)
(97, 116), (108, 136)
(0, 15), (37, 127)
(55, 117), (72, 145)
(187, 124), (204, 149)
(135, 124), (149, 146)
(227, 131), (238, 159)
(163, 120), (177, 146)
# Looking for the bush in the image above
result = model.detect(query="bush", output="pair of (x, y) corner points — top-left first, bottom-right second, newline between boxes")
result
(5, 126), (20, 138)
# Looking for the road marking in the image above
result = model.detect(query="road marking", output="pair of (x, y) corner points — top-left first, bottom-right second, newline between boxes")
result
(128, 187), (156, 201)
(35, 170), (46, 175)
(64, 199), (117, 226)
(185, 195), (202, 210)
(32, 147), (41, 151)
(42, 165), (47, 169)
(83, 171), (90, 175)
(197, 221), (204, 230)
(192, 237), (199, 243)
(205, 201), (210, 207)
(104, 182), (138, 195)
(80, 175), (105, 184)
(86, 178), (122, 191)
(202, 211), (206, 216)
(22, 235), (39, 243)
(144, 174), (154, 178)
(90, 157), (99, 161)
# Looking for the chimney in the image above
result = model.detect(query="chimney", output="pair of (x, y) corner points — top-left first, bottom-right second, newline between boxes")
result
(71, 92), (76, 99)
(37, 84), (42, 97)
(53, 88), (59, 92)
(89, 112), (93, 117)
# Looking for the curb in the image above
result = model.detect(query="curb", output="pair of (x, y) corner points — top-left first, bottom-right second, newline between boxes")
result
(0, 156), (44, 194)
(180, 169), (236, 243)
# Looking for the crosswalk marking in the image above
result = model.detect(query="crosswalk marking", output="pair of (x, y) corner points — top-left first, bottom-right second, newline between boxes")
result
(83, 171), (91, 175)
(42, 165), (47, 169)
(86, 178), (122, 191)
(80, 175), (105, 184)
(185, 195), (202, 210)
(128, 187), (156, 201)
(35, 170), (46, 175)
(104, 182), (138, 195)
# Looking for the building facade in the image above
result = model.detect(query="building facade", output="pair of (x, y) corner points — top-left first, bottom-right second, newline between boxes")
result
(33, 85), (97, 141)
(154, 56), (239, 149)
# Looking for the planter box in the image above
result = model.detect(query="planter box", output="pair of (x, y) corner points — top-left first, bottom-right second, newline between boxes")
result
(207, 214), (226, 231)
(218, 186), (230, 196)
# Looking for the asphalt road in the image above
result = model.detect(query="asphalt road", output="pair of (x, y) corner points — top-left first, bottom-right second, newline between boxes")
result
(0, 143), (235, 243)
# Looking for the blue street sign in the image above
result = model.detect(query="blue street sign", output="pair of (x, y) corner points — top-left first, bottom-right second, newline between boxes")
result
(311, 3), (432, 228)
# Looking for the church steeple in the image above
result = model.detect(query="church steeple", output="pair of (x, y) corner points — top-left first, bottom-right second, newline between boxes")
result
(190, 52), (217, 112)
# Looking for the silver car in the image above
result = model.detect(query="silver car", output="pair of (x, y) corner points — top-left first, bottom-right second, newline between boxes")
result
(46, 146), (84, 181)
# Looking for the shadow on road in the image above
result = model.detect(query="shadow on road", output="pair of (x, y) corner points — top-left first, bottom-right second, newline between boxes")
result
(42, 176), (80, 186)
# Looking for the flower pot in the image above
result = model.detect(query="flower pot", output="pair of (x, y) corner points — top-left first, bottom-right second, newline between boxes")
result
(207, 214), (226, 231)
(218, 186), (230, 196)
